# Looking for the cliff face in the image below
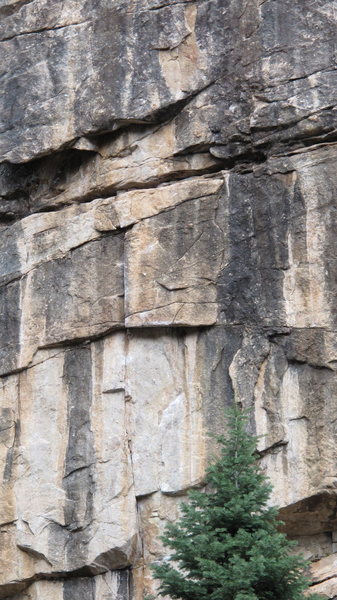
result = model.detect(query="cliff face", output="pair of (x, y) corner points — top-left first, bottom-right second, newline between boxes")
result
(1, 1), (337, 598)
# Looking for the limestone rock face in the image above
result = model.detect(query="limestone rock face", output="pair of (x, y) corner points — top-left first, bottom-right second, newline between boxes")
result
(1, 0), (337, 598)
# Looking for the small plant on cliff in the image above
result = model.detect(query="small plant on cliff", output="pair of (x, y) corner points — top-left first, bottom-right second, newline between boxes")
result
(151, 407), (321, 600)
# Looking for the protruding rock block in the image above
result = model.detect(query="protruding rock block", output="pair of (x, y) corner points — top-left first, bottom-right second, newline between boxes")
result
(125, 188), (226, 327)
(7, 570), (131, 600)
(0, 343), (139, 593)
(0, 228), (124, 374)
(125, 330), (206, 496)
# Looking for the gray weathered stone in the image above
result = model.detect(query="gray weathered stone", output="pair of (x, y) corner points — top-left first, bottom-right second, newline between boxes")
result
(1, 0), (337, 598)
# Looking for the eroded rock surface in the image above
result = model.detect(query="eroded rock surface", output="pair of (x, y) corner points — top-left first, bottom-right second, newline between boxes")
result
(1, 0), (337, 598)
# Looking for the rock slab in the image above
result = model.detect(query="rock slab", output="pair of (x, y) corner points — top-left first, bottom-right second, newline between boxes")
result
(1, 0), (337, 598)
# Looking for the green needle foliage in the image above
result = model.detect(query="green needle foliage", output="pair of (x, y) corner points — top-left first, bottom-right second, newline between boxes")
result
(151, 407), (321, 600)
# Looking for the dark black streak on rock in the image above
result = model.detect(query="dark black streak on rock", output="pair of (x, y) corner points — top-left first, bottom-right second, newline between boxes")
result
(199, 325), (244, 437)
(63, 346), (94, 562)
(218, 172), (290, 326)
(63, 576), (95, 600)
(3, 418), (19, 483)
(0, 280), (21, 374)
(117, 570), (131, 600)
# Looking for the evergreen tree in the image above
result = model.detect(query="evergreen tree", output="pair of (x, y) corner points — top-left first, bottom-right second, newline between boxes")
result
(151, 407), (321, 600)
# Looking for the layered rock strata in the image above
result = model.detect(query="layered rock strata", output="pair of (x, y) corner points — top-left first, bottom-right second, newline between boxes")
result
(1, 0), (337, 598)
